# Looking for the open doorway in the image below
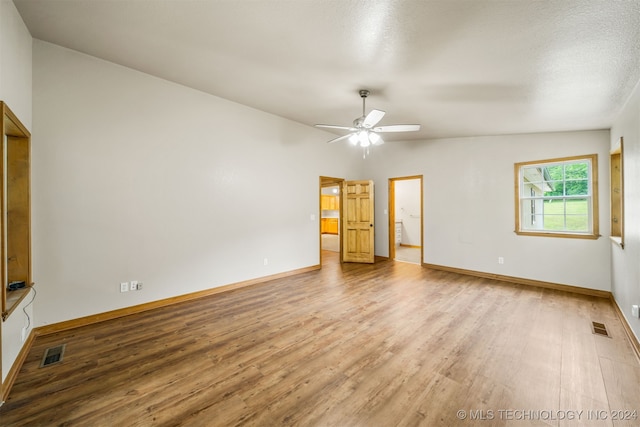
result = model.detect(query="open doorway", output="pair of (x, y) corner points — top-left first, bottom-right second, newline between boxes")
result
(320, 176), (344, 265)
(389, 176), (423, 264)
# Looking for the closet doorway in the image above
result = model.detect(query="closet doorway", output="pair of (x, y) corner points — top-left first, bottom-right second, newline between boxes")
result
(389, 176), (423, 264)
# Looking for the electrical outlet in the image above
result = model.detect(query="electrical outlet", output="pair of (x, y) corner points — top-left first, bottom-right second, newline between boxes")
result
(632, 305), (639, 318)
(120, 282), (129, 293)
(498, 257), (504, 265)
(21, 327), (27, 342)
(130, 281), (138, 291)
(136, 282), (143, 290)
(264, 258), (268, 266)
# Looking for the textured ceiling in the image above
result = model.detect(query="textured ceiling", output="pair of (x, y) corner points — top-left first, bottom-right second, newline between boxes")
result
(13, 0), (640, 141)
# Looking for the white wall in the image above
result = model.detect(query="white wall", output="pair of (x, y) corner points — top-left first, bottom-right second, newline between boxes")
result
(0, 0), (32, 383)
(610, 78), (640, 342)
(364, 130), (612, 291)
(32, 40), (359, 326)
(0, 0), (31, 124)
(394, 179), (421, 247)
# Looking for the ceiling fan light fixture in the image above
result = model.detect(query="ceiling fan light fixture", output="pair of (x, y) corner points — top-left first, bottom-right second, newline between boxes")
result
(349, 133), (359, 145)
(368, 132), (382, 145)
(358, 130), (370, 147)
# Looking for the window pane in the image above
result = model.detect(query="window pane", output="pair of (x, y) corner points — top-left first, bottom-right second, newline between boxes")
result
(521, 215), (542, 230)
(543, 198), (564, 215)
(522, 166), (544, 188)
(565, 162), (588, 179)
(566, 198), (589, 231)
(542, 198), (564, 230)
(544, 181), (563, 196)
(542, 213), (565, 230)
(565, 179), (588, 196)
(566, 198), (588, 215)
(566, 215), (589, 231)
(520, 200), (543, 230)
(545, 165), (564, 180)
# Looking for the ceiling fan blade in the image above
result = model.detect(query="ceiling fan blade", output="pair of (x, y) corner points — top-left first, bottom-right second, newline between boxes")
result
(326, 133), (354, 144)
(363, 109), (385, 128)
(315, 124), (355, 131)
(373, 124), (421, 132)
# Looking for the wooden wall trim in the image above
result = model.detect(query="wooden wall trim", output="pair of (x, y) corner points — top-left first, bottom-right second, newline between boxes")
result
(2, 329), (35, 402)
(35, 264), (321, 337)
(610, 296), (640, 364)
(423, 263), (612, 299)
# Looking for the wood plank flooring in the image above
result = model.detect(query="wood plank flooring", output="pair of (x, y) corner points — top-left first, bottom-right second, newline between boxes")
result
(2, 251), (640, 426)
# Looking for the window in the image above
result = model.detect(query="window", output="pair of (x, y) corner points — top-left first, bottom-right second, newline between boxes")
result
(515, 154), (599, 239)
(610, 138), (624, 247)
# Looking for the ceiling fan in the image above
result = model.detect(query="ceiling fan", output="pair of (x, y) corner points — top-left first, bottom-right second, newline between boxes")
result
(315, 90), (421, 157)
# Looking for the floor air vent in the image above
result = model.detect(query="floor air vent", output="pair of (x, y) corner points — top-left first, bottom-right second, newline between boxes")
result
(591, 321), (610, 338)
(40, 344), (66, 367)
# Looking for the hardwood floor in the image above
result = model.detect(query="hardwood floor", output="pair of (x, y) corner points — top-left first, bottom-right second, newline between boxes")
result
(2, 251), (639, 426)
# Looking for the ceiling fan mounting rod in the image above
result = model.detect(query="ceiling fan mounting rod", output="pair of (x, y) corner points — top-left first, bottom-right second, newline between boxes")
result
(359, 89), (369, 117)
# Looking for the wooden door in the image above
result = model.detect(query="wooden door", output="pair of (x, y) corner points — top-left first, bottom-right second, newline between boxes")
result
(343, 180), (375, 263)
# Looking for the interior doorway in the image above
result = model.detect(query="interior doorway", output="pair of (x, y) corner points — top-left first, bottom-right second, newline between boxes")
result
(320, 176), (344, 265)
(389, 176), (423, 264)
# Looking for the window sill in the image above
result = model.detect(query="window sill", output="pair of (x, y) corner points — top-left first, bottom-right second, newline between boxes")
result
(610, 236), (624, 249)
(2, 286), (31, 321)
(515, 230), (600, 240)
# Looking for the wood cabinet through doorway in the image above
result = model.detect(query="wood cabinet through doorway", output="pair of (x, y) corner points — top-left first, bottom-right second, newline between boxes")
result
(321, 195), (339, 210)
(321, 218), (339, 234)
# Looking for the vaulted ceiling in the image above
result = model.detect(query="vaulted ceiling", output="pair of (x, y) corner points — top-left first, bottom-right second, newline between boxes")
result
(13, 0), (640, 140)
